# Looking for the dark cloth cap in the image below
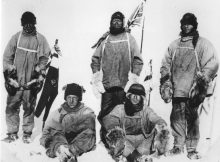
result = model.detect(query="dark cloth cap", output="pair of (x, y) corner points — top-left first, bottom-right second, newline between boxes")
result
(64, 83), (85, 101)
(111, 11), (125, 22)
(127, 83), (146, 97)
(21, 11), (36, 26)
(180, 13), (198, 29)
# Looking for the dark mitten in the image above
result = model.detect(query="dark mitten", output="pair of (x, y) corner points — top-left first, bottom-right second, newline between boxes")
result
(3, 69), (19, 96)
(160, 75), (173, 103)
(24, 68), (46, 96)
(189, 74), (209, 108)
(126, 150), (141, 162)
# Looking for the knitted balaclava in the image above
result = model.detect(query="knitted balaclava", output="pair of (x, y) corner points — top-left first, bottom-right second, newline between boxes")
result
(21, 11), (36, 35)
(109, 11), (125, 35)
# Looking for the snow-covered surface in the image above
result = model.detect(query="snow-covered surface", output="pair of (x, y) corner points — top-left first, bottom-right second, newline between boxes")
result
(1, 0), (220, 162)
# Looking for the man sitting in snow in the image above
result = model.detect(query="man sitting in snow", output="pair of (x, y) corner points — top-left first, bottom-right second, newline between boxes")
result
(40, 83), (96, 162)
(102, 83), (170, 162)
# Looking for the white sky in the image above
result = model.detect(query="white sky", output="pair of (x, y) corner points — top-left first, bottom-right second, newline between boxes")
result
(1, 0), (220, 161)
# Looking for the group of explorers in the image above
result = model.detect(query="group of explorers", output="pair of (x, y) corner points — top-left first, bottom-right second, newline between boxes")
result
(2, 10), (219, 162)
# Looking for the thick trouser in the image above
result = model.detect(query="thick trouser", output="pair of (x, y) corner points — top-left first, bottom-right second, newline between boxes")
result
(98, 88), (126, 122)
(69, 129), (96, 156)
(170, 98), (200, 152)
(98, 88), (125, 148)
(123, 133), (155, 157)
(6, 90), (36, 135)
(51, 129), (96, 157)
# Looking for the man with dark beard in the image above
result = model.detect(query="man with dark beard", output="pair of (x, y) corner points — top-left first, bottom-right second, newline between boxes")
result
(102, 84), (169, 162)
(160, 13), (219, 159)
(2, 11), (50, 143)
(91, 11), (143, 148)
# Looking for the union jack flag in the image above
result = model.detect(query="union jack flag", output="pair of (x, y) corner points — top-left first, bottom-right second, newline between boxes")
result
(127, 0), (146, 28)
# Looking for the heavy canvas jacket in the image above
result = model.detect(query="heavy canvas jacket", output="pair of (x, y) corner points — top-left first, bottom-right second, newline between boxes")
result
(91, 32), (143, 89)
(3, 31), (50, 85)
(102, 104), (166, 139)
(160, 37), (219, 97)
(40, 102), (96, 156)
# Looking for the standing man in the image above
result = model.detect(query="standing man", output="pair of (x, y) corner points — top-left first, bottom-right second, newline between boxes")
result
(91, 11), (143, 146)
(102, 84), (170, 162)
(2, 11), (50, 143)
(40, 83), (96, 162)
(160, 13), (219, 159)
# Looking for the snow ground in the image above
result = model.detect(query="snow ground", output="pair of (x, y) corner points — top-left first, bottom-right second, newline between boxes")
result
(1, 0), (220, 162)
(1, 75), (220, 162)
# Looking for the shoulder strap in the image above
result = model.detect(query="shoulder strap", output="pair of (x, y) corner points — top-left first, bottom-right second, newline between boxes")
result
(101, 33), (131, 65)
(16, 31), (39, 53)
(171, 39), (201, 72)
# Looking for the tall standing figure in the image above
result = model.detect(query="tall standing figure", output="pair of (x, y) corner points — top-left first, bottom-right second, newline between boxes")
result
(2, 11), (50, 143)
(160, 13), (219, 159)
(91, 11), (143, 147)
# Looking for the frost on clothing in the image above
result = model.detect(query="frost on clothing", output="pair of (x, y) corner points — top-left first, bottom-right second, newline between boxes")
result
(3, 31), (50, 135)
(160, 37), (219, 98)
(102, 104), (166, 156)
(91, 32), (143, 89)
(40, 102), (96, 158)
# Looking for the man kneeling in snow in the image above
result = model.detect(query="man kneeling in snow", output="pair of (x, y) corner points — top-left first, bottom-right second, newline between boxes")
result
(40, 83), (96, 162)
(102, 83), (170, 162)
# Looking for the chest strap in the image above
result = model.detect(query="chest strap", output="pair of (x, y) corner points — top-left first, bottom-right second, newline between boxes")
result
(16, 31), (39, 53)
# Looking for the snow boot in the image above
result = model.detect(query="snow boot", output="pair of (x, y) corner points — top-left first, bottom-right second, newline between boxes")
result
(187, 151), (201, 160)
(22, 134), (31, 144)
(2, 134), (18, 143)
(168, 146), (184, 156)
(67, 156), (77, 162)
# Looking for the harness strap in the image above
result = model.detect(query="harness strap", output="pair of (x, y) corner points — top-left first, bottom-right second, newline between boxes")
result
(17, 31), (39, 53)
(171, 43), (201, 73)
(101, 33), (131, 68)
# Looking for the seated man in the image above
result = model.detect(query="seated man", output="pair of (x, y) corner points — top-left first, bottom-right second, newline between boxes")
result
(40, 83), (96, 162)
(102, 83), (170, 162)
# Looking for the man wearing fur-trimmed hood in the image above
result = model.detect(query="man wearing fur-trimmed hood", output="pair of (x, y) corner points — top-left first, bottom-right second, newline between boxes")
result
(102, 83), (169, 162)
(160, 13), (219, 160)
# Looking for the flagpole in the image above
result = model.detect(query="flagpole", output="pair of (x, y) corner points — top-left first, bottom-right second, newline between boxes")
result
(140, 16), (145, 54)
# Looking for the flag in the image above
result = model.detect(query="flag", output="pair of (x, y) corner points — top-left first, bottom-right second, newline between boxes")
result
(127, 0), (146, 28)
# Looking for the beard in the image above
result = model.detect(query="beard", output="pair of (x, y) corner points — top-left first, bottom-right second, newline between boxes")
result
(109, 24), (125, 35)
(124, 97), (144, 116)
(23, 24), (36, 35)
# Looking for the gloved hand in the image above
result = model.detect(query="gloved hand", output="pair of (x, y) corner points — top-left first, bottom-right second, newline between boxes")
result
(155, 123), (167, 132)
(154, 123), (170, 156)
(124, 72), (139, 92)
(91, 71), (105, 99)
(106, 127), (125, 158)
(56, 145), (73, 162)
(160, 79), (173, 103)
(4, 68), (20, 96)
(137, 155), (153, 162)
(189, 72), (209, 108)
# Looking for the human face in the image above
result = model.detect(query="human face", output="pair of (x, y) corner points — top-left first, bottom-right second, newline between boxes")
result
(66, 95), (79, 108)
(112, 18), (123, 29)
(23, 23), (35, 34)
(182, 24), (194, 34)
(129, 94), (141, 105)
